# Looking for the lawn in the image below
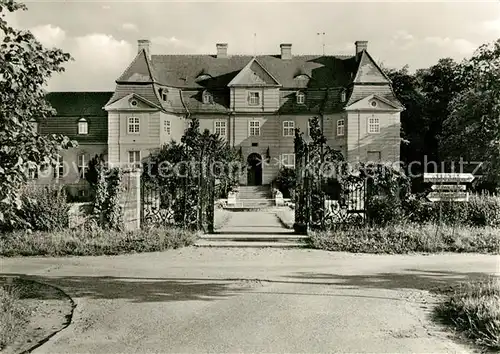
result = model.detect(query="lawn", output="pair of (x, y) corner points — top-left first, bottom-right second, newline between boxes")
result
(0, 227), (197, 257)
(435, 278), (500, 351)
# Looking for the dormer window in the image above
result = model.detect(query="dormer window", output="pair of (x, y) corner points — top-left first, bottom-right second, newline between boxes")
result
(196, 74), (212, 82)
(340, 89), (347, 103)
(158, 88), (168, 101)
(202, 90), (213, 104)
(296, 91), (305, 104)
(78, 118), (88, 135)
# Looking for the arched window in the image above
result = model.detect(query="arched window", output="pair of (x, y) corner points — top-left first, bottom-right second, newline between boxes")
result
(78, 118), (88, 135)
(296, 91), (305, 104)
(202, 90), (213, 104)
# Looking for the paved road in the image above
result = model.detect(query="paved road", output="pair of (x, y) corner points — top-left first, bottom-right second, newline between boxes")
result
(2, 249), (499, 353)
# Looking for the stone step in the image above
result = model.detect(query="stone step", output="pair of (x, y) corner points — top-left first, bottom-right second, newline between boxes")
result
(194, 240), (308, 248)
(200, 234), (307, 242)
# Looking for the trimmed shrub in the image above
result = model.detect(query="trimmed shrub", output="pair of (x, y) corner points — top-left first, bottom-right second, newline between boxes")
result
(0, 227), (197, 257)
(16, 185), (69, 231)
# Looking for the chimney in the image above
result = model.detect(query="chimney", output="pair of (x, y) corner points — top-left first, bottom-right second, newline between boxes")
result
(138, 39), (151, 59)
(216, 43), (228, 58)
(355, 40), (368, 55)
(280, 43), (292, 60)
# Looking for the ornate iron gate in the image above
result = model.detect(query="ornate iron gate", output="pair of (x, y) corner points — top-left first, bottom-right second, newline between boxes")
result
(141, 158), (216, 233)
(294, 125), (367, 233)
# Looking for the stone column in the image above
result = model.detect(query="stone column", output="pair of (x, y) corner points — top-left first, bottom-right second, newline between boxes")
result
(120, 168), (141, 230)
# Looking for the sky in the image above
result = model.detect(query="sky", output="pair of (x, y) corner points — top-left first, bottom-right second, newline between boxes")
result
(5, 0), (500, 91)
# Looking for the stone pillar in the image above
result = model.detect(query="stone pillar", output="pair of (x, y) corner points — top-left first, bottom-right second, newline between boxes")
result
(120, 168), (141, 230)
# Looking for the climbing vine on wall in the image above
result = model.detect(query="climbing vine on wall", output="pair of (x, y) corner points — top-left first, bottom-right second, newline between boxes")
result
(91, 165), (124, 230)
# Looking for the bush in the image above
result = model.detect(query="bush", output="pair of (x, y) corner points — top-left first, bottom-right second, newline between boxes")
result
(435, 278), (500, 350)
(0, 286), (28, 350)
(367, 195), (403, 226)
(15, 185), (69, 232)
(0, 226), (197, 257)
(310, 223), (500, 254)
(272, 168), (296, 198)
(402, 195), (500, 227)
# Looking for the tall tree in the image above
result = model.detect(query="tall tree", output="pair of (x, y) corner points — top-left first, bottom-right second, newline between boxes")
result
(441, 39), (500, 191)
(385, 66), (428, 171)
(0, 0), (76, 227)
(416, 58), (466, 164)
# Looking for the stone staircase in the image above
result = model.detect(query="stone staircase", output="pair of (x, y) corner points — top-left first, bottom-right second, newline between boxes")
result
(196, 209), (309, 248)
(228, 185), (274, 209)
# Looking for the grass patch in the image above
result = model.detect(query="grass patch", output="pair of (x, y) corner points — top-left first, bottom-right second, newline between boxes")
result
(0, 227), (197, 257)
(311, 223), (500, 254)
(435, 278), (500, 351)
(0, 286), (28, 350)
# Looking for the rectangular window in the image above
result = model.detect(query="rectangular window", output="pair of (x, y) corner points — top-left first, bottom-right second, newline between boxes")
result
(214, 121), (227, 137)
(368, 116), (380, 134)
(78, 120), (88, 135)
(78, 154), (88, 179)
(281, 154), (296, 168)
(53, 156), (63, 179)
(249, 120), (260, 136)
(283, 121), (295, 137)
(128, 117), (140, 134)
(164, 120), (171, 135)
(337, 119), (345, 136)
(248, 91), (260, 106)
(128, 150), (141, 168)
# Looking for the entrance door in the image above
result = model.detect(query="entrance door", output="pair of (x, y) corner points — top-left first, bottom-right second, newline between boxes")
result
(247, 153), (263, 186)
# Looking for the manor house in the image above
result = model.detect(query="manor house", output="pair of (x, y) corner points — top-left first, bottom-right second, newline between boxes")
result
(34, 39), (404, 195)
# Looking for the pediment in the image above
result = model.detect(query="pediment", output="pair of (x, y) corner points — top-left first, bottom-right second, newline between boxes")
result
(345, 94), (403, 111)
(353, 51), (390, 84)
(104, 93), (161, 111)
(228, 58), (281, 87)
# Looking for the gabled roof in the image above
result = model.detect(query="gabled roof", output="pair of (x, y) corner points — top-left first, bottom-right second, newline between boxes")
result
(345, 94), (404, 111)
(116, 49), (154, 84)
(104, 93), (163, 111)
(228, 58), (281, 87)
(150, 54), (356, 88)
(353, 51), (391, 84)
(105, 83), (161, 107)
(45, 92), (112, 117)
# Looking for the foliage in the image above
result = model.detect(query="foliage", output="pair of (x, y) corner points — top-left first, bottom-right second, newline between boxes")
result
(0, 0), (76, 227)
(310, 223), (500, 254)
(435, 279), (500, 350)
(91, 166), (123, 231)
(0, 226), (196, 257)
(145, 118), (241, 231)
(272, 167), (296, 198)
(0, 286), (27, 350)
(440, 40), (500, 192)
(10, 184), (69, 232)
(294, 116), (343, 232)
(403, 194), (500, 228)
(85, 154), (106, 186)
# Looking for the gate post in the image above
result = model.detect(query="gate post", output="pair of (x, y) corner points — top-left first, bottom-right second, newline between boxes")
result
(120, 168), (141, 230)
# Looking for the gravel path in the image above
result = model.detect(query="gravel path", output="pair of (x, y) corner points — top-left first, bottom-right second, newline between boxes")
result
(2, 249), (498, 353)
